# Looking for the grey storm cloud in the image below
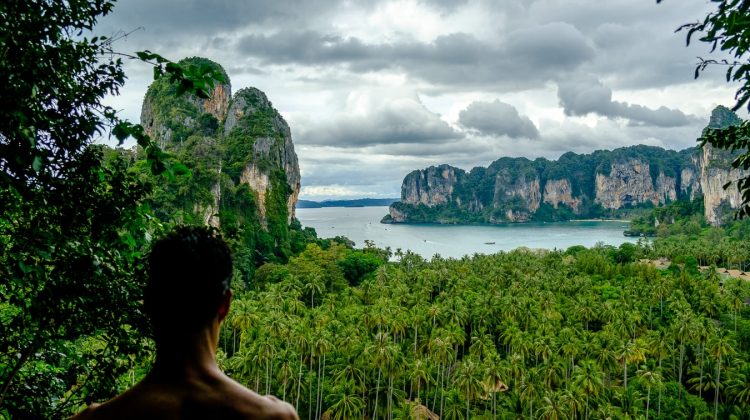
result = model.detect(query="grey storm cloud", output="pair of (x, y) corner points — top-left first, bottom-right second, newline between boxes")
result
(236, 22), (594, 88)
(298, 97), (461, 147)
(98, 0), (367, 36)
(557, 78), (695, 127)
(97, 0), (723, 199)
(458, 100), (539, 138)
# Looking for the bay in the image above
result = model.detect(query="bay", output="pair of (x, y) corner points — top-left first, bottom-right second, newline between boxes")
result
(297, 206), (638, 259)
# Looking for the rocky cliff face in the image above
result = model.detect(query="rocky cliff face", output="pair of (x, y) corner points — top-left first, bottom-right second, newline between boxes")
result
(543, 179), (580, 212)
(699, 144), (749, 225)
(140, 57), (301, 250)
(493, 173), (540, 222)
(594, 160), (676, 209)
(680, 167), (701, 200)
(697, 106), (749, 225)
(140, 58), (232, 148)
(225, 88), (301, 224)
(400, 165), (459, 207)
(388, 120), (746, 225)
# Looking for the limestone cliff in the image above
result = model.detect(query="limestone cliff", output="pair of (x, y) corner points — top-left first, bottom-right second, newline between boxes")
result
(697, 106), (749, 225)
(699, 144), (749, 225)
(387, 121), (747, 225)
(594, 160), (676, 209)
(140, 57), (232, 148)
(543, 179), (580, 212)
(140, 57), (302, 262)
(225, 88), (301, 224)
(400, 165), (460, 207)
(492, 172), (540, 222)
(680, 167), (701, 200)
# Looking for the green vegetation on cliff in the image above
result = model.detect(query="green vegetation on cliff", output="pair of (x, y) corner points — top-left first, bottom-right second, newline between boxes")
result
(388, 144), (699, 224)
(134, 61), (304, 281)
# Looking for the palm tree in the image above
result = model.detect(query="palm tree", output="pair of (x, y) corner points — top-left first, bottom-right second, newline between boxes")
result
(727, 362), (750, 408)
(452, 358), (484, 420)
(303, 272), (324, 309)
(617, 339), (646, 388)
(670, 309), (696, 375)
(442, 390), (465, 420)
(277, 353), (295, 401)
(636, 366), (662, 420)
(428, 334), (453, 418)
(571, 360), (604, 420)
(709, 332), (736, 420)
(291, 329), (310, 412)
(325, 382), (365, 420)
(409, 359), (429, 403)
(520, 367), (543, 420)
(333, 362), (365, 402)
(558, 328), (579, 381)
(614, 386), (642, 418)
(367, 332), (396, 420)
(574, 297), (596, 331)
(536, 390), (569, 420)
(726, 282), (745, 335)
(313, 333), (332, 420)
(227, 299), (259, 354)
(653, 276), (671, 319)
(256, 338), (276, 395)
(482, 355), (507, 420)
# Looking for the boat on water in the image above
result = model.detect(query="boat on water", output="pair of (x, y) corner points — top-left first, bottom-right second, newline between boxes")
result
(484, 241), (496, 245)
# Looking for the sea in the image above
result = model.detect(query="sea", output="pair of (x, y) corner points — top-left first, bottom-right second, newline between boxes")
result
(297, 206), (638, 259)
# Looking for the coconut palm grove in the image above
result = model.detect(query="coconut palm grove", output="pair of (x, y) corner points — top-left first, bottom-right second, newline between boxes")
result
(214, 230), (750, 420)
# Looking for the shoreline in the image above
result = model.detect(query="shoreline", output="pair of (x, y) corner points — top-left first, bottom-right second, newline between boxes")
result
(572, 219), (631, 223)
(381, 218), (632, 225)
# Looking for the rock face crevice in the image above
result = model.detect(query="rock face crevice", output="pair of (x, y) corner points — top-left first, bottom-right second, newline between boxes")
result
(140, 58), (301, 232)
(543, 179), (580, 212)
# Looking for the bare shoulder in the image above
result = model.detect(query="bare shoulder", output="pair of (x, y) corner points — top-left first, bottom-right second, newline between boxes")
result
(222, 377), (299, 419)
(69, 403), (100, 419)
(69, 375), (298, 420)
(260, 395), (298, 420)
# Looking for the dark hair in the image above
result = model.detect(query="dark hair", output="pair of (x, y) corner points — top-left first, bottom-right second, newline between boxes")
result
(145, 226), (233, 334)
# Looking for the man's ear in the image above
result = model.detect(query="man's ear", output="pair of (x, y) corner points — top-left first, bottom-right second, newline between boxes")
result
(217, 289), (232, 323)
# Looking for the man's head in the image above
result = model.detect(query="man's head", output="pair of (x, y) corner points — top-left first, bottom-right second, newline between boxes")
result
(145, 226), (233, 337)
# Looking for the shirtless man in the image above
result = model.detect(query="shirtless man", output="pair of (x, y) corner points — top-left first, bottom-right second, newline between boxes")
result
(73, 226), (298, 420)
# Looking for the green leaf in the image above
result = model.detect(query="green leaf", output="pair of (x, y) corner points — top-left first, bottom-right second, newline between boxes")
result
(32, 155), (43, 172)
(170, 162), (191, 177)
(112, 122), (132, 143)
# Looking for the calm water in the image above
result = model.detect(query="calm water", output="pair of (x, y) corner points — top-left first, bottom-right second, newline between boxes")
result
(297, 206), (637, 259)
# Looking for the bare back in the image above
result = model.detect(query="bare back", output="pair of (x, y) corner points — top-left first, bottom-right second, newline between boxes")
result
(72, 369), (298, 420)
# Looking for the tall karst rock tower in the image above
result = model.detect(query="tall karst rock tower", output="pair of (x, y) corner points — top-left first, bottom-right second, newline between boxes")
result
(140, 57), (301, 267)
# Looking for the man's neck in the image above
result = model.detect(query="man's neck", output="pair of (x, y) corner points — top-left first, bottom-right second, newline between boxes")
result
(150, 326), (222, 380)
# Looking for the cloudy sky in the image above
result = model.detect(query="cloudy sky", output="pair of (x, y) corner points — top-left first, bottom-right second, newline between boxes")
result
(98, 0), (740, 200)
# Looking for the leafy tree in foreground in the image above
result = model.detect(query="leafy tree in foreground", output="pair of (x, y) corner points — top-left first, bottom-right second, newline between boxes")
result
(0, 0), (223, 417)
(658, 0), (750, 217)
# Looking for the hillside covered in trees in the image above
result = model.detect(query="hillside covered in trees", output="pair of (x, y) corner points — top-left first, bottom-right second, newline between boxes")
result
(386, 107), (748, 226)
